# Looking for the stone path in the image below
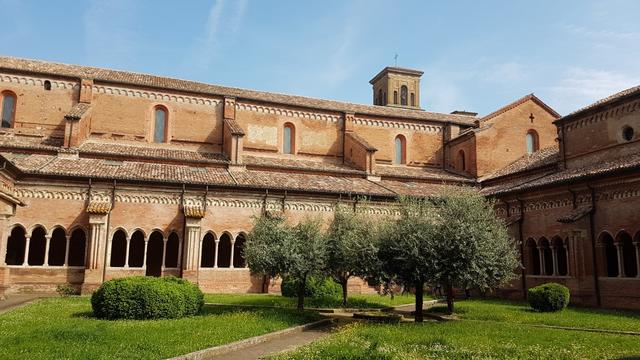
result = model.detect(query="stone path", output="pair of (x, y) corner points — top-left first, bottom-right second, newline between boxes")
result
(0, 293), (54, 315)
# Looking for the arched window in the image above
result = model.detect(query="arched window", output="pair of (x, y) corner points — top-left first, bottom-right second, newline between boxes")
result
(146, 231), (164, 277)
(617, 231), (638, 278)
(599, 232), (618, 277)
(526, 130), (539, 154)
(526, 239), (540, 275)
(48, 228), (67, 266)
(28, 227), (47, 266)
(201, 232), (216, 268)
(5, 226), (26, 265)
(552, 236), (569, 276)
(233, 234), (246, 268)
(538, 238), (553, 276)
(110, 230), (127, 267)
(400, 86), (408, 106)
(165, 232), (179, 268)
(44, 80), (52, 91)
(1, 91), (17, 128)
(217, 233), (232, 268)
(393, 91), (398, 104)
(128, 230), (145, 267)
(394, 135), (406, 165)
(153, 106), (168, 143)
(410, 93), (415, 107)
(458, 150), (466, 171)
(67, 228), (86, 267)
(283, 123), (295, 154)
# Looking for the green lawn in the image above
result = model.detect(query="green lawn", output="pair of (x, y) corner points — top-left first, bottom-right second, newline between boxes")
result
(429, 299), (640, 333)
(0, 297), (320, 360)
(269, 321), (640, 360)
(204, 293), (418, 309)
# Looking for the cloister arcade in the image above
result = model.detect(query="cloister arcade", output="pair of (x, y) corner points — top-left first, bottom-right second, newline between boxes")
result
(524, 236), (569, 277)
(4, 224), (87, 268)
(598, 231), (640, 278)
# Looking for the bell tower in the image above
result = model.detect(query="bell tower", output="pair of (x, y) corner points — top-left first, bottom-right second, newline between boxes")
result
(369, 67), (423, 109)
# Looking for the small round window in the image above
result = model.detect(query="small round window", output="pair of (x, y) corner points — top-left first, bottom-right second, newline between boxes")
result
(622, 126), (635, 142)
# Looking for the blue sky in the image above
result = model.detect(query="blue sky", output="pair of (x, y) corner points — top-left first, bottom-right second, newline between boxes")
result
(1, 0), (639, 115)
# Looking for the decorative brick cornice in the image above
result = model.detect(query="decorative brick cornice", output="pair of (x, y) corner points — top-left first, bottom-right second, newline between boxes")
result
(93, 85), (221, 106)
(236, 102), (341, 123)
(0, 73), (76, 89)
(564, 99), (639, 132)
(352, 116), (442, 134)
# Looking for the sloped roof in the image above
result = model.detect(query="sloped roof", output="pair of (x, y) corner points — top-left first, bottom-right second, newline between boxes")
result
(482, 146), (559, 181)
(478, 94), (560, 123)
(65, 103), (91, 120)
(0, 56), (476, 126)
(555, 85), (640, 124)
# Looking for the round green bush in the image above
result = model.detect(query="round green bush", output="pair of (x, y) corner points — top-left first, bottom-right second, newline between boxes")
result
(91, 276), (204, 320)
(281, 276), (341, 299)
(528, 282), (570, 312)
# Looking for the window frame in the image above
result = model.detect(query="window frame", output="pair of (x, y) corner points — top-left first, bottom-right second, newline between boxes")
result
(152, 105), (169, 143)
(394, 135), (406, 165)
(526, 129), (539, 154)
(1, 91), (17, 128)
(283, 122), (295, 155)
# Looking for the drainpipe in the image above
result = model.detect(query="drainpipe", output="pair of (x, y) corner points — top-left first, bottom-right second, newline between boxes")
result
(587, 184), (601, 307)
(515, 197), (527, 298)
(179, 184), (186, 279)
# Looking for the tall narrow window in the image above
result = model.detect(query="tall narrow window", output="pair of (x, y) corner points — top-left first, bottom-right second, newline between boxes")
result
(410, 93), (415, 107)
(283, 123), (295, 154)
(400, 86), (408, 106)
(1, 92), (17, 128)
(153, 106), (167, 143)
(393, 91), (398, 104)
(526, 129), (539, 154)
(394, 135), (406, 165)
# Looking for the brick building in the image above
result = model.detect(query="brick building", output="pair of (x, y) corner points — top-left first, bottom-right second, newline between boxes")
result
(0, 57), (637, 309)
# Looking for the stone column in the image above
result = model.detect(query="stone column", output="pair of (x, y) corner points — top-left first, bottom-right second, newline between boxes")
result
(64, 235), (71, 266)
(176, 238), (182, 269)
(551, 246), (559, 276)
(23, 236), (31, 266)
(214, 239), (220, 268)
(634, 242), (640, 278)
(229, 238), (236, 269)
(563, 241), (570, 276)
(182, 217), (202, 282)
(82, 214), (109, 294)
(615, 242), (625, 278)
(124, 235), (131, 268)
(43, 235), (52, 267)
(161, 237), (167, 270)
(537, 246), (545, 275)
(142, 238), (149, 270)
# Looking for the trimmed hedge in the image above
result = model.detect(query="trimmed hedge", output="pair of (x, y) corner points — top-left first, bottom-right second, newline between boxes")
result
(528, 282), (570, 312)
(91, 276), (204, 320)
(281, 276), (342, 299)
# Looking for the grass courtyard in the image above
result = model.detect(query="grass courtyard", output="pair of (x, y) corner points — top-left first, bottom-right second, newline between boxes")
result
(204, 292), (418, 309)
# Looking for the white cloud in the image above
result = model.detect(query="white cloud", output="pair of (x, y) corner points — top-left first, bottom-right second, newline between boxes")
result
(547, 67), (640, 113)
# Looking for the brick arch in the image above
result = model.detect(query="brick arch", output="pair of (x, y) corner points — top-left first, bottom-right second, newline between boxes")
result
(200, 231), (217, 268)
(110, 229), (128, 267)
(27, 225), (47, 266)
(48, 226), (67, 266)
(552, 236), (569, 276)
(165, 231), (180, 268)
(538, 237), (553, 276)
(217, 232), (233, 268)
(525, 238), (540, 275)
(598, 231), (618, 277)
(68, 227), (87, 267)
(233, 233), (247, 268)
(615, 230), (637, 278)
(5, 225), (27, 265)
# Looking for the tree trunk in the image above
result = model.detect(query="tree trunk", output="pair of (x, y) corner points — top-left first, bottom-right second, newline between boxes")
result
(415, 280), (424, 323)
(445, 281), (454, 314)
(341, 279), (348, 307)
(297, 276), (306, 310)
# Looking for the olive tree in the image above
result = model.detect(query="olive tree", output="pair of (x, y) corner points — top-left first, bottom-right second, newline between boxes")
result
(325, 202), (377, 306)
(244, 213), (327, 310)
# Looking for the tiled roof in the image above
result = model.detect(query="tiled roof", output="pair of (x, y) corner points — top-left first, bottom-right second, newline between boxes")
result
(0, 131), (63, 151)
(231, 169), (393, 197)
(0, 56), (476, 126)
(557, 85), (640, 124)
(65, 103), (91, 120)
(78, 141), (228, 164)
(86, 200), (111, 214)
(482, 147), (559, 181)
(346, 132), (377, 151)
(478, 94), (560, 123)
(243, 155), (363, 175)
(482, 152), (640, 196)
(224, 119), (245, 136)
(375, 180), (453, 197)
(375, 164), (474, 183)
(557, 206), (593, 223)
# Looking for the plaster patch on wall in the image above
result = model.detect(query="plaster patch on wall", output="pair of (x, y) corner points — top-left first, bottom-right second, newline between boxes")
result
(248, 124), (278, 146)
(301, 131), (329, 148)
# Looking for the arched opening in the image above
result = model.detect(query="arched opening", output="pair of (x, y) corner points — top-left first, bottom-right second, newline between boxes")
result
(48, 228), (67, 266)
(458, 150), (466, 171)
(552, 237), (568, 276)
(617, 231), (637, 278)
(526, 238), (540, 275)
(28, 227), (47, 266)
(145, 231), (164, 277)
(217, 233), (232, 268)
(165, 232), (179, 268)
(538, 238), (553, 276)
(153, 106), (168, 143)
(128, 230), (145, 267)
(44, 80), (52, 91)
(68, 228), (86, 267)
(201, 232), (216, 268)
(233, 234), (246, 268)
(526, 130), (539, 154)
(600, 232), (618, 277)
(394, 135), (406, 165)
(283, 123), (295, 154)
(400, 85), (408, 106)
(110, 230), (127, 267)
(5, 226), (26, 265)
(1, 91), (17, 128)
